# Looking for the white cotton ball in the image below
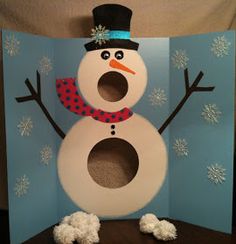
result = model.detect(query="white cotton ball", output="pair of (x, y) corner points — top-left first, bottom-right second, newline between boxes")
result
(74, 227), (86, 242)
(153, 220), (177, 241)
(59, 211), (100, 244)
(87, 213), (101, 232)
(139, 213), (159, 233)
(78, 229), (100, 244)
(69, 211), (89, 229)
(61, 215), (71, 225)
(53, 223), (76, 244)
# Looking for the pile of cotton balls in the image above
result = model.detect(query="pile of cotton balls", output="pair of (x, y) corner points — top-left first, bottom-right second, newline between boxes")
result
(139, 213), (177, 241)
(53, 211), (176, 243)
(53, 211), (100, 244)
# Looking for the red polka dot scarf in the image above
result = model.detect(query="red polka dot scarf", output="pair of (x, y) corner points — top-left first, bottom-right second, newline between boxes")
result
(56, 78), (133, 123)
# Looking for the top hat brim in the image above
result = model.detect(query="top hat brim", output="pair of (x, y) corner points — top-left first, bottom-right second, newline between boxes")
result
(84, 39), (139, 51)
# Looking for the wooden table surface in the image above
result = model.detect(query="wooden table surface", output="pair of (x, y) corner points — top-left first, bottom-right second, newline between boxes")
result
(23, 219), (236, 244)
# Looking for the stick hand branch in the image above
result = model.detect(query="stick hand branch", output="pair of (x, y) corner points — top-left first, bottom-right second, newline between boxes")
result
(158, 68), (215, 134)
(15, 71), (65, 139)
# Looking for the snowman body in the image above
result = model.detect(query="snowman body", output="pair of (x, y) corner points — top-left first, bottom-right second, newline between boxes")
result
(58, 48), (167, 216)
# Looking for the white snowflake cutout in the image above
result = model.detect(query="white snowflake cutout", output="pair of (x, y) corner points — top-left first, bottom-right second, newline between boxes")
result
(201, 104), (221, 124)
(17, 116), (33, 136)
(39, 56), (53, 75)
(91, 24), (110, 45)
(4, 34), (20, 56)
(40, 145), (53, 165)
(148, 88), (167, 107)
(211, 35), (231, 58)
(207, 163), (226, 184)
(173, 138), (188, 157)
(14, 175), (30, 197)
(171, 50), (189, 69)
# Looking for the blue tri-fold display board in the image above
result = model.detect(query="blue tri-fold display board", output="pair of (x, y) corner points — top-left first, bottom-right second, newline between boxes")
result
(2, 30), (235, 244)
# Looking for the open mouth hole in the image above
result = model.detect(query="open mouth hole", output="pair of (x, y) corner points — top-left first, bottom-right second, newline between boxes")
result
(87, 138), (139, 189)
(97, 71), (128, 102)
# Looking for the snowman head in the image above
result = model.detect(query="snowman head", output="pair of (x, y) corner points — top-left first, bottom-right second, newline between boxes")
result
(78, 48), (147, 112)
(77, 4), (147, 112)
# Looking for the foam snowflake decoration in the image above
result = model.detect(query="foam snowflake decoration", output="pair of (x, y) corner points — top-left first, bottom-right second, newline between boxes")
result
(4, 34), (20, 56)
(17, 116), (33, 136)
(211, 35), (231, 58)
(148, 88), (167, 107)
(171, 50), (189, 69)
(91, 25), (110, 45)
(201, 104), (221, 124)
(207, 163), (226, 184)
(40, 145), (53, 165)
(39, 56), (53, 75)
(173, 138), (188, 156)
(14, 175), (30, 197)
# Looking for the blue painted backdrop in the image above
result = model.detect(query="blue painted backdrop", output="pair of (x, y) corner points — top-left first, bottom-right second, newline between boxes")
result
(2, 31), (59, 244)
(169, 32), (235, 233)
(2, 30), (234, 243)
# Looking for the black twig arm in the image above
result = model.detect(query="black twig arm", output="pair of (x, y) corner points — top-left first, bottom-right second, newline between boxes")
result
(15, 71), (65, 139)
(158, 68), (215, 134)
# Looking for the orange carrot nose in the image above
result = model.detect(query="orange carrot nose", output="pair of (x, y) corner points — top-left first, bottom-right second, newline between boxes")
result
(109, 59), (136, 75)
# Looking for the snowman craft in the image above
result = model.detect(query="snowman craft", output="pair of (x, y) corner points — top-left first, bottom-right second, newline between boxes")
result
(16, 4), (214, 216)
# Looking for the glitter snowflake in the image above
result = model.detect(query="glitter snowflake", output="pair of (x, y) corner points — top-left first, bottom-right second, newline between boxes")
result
(14, 175), (30, 197)
(201, 104), (221, 124)
(40, 145), (53, 165)
(39, 56), (53, 75)
(211, 35), (231, 58)
(171, 50), (189, 69)
(17, 116), (33, 136)
(91, 25), (110, 45)
(207, 163), (226, 184)
(4, 34), (20, 56)
(148, 88), (167, 107)
(173, 139), (188, 156)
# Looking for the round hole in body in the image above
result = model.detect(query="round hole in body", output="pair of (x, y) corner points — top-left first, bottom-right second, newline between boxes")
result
(87, 138), (139, 189)
(97, 71), (128, 102)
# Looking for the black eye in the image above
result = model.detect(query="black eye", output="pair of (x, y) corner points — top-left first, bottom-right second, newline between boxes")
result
(115, 50), (124, 60)
(101, 51), (110, 60)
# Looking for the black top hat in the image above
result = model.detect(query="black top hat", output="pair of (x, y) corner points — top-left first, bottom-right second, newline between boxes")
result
(85, 4), (139, 51)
